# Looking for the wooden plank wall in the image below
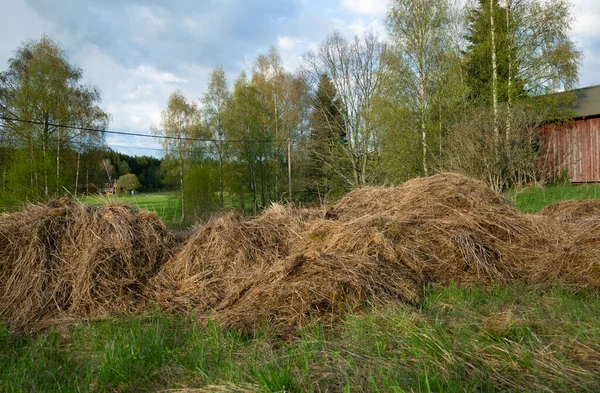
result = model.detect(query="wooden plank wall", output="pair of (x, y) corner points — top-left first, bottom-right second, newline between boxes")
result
(539, 117), (600, 182)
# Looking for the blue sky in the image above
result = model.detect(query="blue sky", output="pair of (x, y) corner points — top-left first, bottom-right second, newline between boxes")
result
(0, 0), (598, 156)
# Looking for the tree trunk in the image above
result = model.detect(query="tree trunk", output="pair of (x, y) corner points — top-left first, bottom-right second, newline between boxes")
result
(251, 162), (257, 215)
(179, 154), (185, 223)
(56, 127), (60, 195)
(75, 150), (81, 198)
(420, 77), (428, 176)
(287, 137), (292, 200)
(42, 136), (48, 198)
(218, 144), (224, 208)
(361, 140), (369, 186)
(490, 0), (499, 150)
(506, 0), (512, 155)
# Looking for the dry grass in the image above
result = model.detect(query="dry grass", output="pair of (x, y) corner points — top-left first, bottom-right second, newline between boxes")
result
(539, 199), (600, 221)
(2, 173), (600, 335)
(0, 198), (175, 332)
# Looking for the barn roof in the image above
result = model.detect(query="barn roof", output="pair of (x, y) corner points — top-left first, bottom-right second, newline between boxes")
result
(573, 84), (600, 118)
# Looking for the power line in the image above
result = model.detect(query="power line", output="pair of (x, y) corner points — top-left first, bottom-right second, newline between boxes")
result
(0, 115), (288, 144)
(70, 139), (203, 154)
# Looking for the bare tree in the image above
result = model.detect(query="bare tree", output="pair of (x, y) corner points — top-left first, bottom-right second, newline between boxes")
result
(302, 30), (388, 187)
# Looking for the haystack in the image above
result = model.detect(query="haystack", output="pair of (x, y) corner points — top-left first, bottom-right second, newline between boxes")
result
(152, 174), (573, 334)
(151, 204), (321, 312)
(0, 198), (173, 332)
(325, 172), (512, 221)
(539, 199), (600, 221)
(4, 173), (600, 336)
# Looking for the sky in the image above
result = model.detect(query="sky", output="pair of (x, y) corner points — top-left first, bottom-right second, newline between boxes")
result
(0, 0), (598, 156)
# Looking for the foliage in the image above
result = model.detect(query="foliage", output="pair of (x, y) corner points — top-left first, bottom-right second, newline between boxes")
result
(202, 66), (231, 208)
(386, 0), (457, 175)
(0, 35), (109, 201)
(442, 102), (544, 191)
(117, 173), (141, 193)
(302, 30), (388, 187)
(302, 73), (349, 201)
(152, 91), (203, 222)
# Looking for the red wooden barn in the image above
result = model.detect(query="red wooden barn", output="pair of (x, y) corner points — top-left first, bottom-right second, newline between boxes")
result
(539, 85), (600, 183)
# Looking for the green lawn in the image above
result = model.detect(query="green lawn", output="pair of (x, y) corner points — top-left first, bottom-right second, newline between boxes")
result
(507, 183), (600, 213)
(79, 191), (182, 223)
(1, 285), (599, 392)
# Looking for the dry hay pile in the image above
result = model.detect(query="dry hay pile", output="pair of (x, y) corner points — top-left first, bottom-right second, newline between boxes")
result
(322, 173), (560, 286)
(539, 199), (600, 221)
(153, 173), (590, 334)
(151, 202), (423, 334)
(4, 173), (600, 336)
(537, 199), (600, 287)
(0, 198), (174, 332)
(151, 204), (321, 312)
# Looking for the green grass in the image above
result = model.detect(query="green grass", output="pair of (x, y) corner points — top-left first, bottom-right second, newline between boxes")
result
(2, 286), (599, 392)
(79, 192), (183, 224)
(507, 183), (600, 213)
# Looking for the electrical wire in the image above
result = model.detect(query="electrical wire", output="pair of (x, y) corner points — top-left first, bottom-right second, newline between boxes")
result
(0, 115), (289, 144)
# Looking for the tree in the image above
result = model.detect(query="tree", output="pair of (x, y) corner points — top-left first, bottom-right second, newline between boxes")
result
(306, 73), (348, 198)
(464, 0), (581, 186)
(0, 35), (109, 199)
(152, 91), (202, 222)
(302, 30), (388, 187)
(117, 173), (141, 193)
(224, 72), (265, 214)
(101, 158), (114, 183)
(202, 66), (231, 208)
(387, 0), (455, 175)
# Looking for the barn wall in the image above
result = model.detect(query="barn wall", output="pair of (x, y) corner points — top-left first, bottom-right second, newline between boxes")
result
(539, 117), (600, 183)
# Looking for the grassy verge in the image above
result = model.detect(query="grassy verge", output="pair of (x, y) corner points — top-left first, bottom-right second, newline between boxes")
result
(2, 285), (599, 392)
(507, 183), (600, 213)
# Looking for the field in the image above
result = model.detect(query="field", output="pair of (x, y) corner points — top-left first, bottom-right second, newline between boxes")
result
(2, 175), (600, 392)
(73, 182), (600, 223)
(79, 191), (182, 223)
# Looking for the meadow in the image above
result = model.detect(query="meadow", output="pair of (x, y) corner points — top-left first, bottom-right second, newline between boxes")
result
(1, 285), (599, 392)
(79, 191), (183, 223)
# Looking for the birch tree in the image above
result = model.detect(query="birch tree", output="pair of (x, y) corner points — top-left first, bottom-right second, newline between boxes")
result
(152, 91), (201, 222)
(0, 35), (108, 199)
(386, 0), (454, 176)
(202, 66), (231, 208)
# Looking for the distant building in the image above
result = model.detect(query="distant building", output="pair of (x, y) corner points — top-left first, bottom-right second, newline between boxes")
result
(539, 85), (600, 183)
(76, 181), (117, 195)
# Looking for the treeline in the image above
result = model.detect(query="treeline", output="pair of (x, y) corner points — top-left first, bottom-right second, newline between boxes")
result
(1, 0), (582, 220)
(0, 36), (165, 208)
(152, 0), (581, 220)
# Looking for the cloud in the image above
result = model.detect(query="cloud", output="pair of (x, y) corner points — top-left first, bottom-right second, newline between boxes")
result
(23, 0), (304, 72)
(571, 0), (600, 38)
(570, 0), (600, 87)
(341, 0), (388, 15)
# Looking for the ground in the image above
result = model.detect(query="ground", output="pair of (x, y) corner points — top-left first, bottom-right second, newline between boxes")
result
(506, 182), (600, 213)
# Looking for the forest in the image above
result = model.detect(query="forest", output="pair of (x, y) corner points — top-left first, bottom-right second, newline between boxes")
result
(0, 0), (582, 221)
